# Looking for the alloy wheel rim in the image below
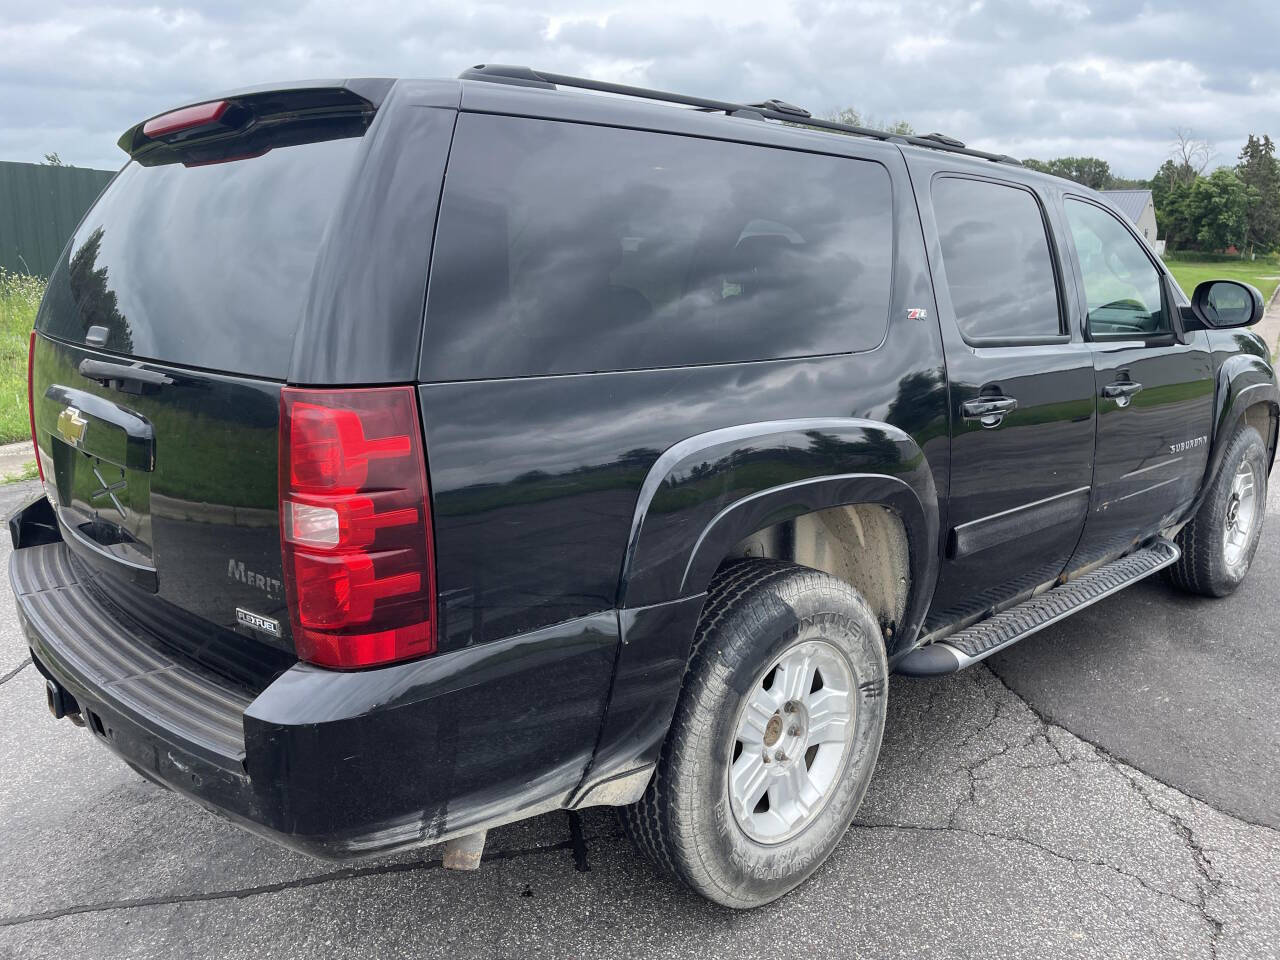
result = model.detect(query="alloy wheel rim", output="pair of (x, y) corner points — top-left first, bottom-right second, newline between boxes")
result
(727, 639), (855, 844)
(1223, 461), (1258, 568)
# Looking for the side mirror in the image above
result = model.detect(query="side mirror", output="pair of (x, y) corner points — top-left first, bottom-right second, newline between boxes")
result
(1186, 279), (1264, 329)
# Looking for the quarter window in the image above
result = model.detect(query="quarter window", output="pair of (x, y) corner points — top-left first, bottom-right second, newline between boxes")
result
(423, 115), (895, 380)
(1064, 199), (1167, 338)
(932, 177), (1061, 341)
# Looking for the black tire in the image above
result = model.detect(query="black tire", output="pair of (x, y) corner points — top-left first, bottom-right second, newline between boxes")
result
(1166, 423), (1268, 597)
(620, 559), (888, 908)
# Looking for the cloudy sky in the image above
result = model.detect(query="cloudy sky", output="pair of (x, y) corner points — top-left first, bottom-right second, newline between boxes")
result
(1, 0), (1276, 177)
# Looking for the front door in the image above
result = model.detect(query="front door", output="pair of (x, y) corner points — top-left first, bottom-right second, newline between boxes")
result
(913, 170), (1097, 633)
(1060, 197), (1214, 568)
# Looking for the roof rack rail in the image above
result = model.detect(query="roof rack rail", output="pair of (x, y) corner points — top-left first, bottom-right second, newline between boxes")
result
(458, 64), (1022, 167)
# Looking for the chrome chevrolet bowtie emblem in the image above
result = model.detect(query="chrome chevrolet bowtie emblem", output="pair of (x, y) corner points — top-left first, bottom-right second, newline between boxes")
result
(56, 406), (88, 447)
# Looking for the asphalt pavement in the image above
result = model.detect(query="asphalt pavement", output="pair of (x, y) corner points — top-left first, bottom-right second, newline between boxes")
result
(0, 444), (33, 483)
(1, 474), (1278, 959)
(990, 525), (1280, 830)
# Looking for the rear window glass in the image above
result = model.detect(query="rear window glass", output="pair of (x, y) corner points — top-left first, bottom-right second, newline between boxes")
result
(37, 136), (361, 379)
(421, 115), (894, 380)
(931, 176), (1061, 341)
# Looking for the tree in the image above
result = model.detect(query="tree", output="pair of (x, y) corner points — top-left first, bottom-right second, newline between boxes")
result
(826, 107), (913, 136)
(1170, 127), (1214, 180)
(41, 152), (64, 166)
(1151, 159), (1178, 202)
(1151, 159), (1193, 249)
(1236, 134), (1280, 254)
(67, 227), (133, 353)
(1183, 168), (1256, 252)
(1021, 156), (1114, 189)
(1152, 129), (1215, 250)
(1153, 157), (1194, 197)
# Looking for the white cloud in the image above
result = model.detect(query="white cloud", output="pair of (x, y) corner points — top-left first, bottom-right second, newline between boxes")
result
(0, 0), (1275, 177)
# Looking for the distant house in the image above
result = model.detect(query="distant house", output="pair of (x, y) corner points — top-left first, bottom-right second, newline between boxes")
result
(1099, 189), (1163, 254)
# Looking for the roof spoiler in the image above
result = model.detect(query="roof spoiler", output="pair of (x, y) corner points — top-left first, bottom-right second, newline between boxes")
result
(117, 79), (395, 167)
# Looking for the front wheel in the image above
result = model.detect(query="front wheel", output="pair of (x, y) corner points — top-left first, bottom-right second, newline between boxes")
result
(621, 559), (888, 908)
(1166, 423), (1268, 597)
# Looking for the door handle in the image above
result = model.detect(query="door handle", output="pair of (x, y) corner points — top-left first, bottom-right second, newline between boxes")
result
(1103, 381), (1143, 407)
(962, 396), (1018, 427)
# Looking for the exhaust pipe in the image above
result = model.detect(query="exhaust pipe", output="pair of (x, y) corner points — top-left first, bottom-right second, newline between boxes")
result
(442, 830), (487, 871)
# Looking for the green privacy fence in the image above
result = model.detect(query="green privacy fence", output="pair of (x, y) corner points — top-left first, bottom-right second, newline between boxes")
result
(0, 160), (115, 277)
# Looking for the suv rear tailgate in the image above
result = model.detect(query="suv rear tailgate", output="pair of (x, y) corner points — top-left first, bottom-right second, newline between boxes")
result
(31, 334), (293, 653)
(28, 90), (377, 660)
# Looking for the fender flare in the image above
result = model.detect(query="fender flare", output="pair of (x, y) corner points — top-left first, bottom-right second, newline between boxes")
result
(1198, 356), (1279, 507)
(618, 418), (941, 645)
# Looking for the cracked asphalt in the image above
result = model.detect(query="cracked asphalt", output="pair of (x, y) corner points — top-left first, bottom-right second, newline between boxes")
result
(1, 475), (1278, 959)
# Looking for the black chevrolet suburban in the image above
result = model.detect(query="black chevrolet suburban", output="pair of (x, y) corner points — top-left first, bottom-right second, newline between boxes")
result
(10, 66), (1277, 908)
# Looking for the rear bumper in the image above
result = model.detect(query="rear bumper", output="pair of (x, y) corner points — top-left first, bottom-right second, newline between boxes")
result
(10, 530), (620, 860)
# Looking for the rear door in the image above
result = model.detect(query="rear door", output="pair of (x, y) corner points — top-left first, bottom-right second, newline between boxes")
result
(1059, 196), (1214, 567)
(910, 165), (1097, 632)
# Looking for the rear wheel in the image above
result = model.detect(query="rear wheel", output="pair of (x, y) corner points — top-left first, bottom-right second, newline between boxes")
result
(621, 559), (888, 908)
(1166, 423), (1268, 597)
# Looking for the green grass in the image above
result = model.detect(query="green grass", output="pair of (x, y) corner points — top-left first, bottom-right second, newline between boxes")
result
(0, 270), (42, 445)
(1165, 258), (1280, 304)
(2, 460), (38, 484)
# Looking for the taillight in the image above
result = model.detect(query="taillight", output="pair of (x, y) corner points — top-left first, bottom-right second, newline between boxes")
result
(279, 387), (436, 669)
(27, 331), (43, 483)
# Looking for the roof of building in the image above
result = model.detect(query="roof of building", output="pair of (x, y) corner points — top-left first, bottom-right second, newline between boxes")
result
(1099, 189), (1154, 223)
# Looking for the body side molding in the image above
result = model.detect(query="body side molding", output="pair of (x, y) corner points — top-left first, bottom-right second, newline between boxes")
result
(949, 485), (1091, 559)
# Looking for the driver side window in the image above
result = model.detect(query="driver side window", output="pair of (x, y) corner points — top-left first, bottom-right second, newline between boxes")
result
(1064, 199), (1168, 337)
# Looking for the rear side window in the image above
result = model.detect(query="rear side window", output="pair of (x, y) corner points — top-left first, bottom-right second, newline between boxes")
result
(36, 136), (362, 379)
(421, 115), (894, 380)
(931, 176), (1061, 342)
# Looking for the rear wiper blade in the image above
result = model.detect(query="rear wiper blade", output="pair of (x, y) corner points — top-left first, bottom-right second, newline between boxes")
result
(78, 359), (173, 395)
